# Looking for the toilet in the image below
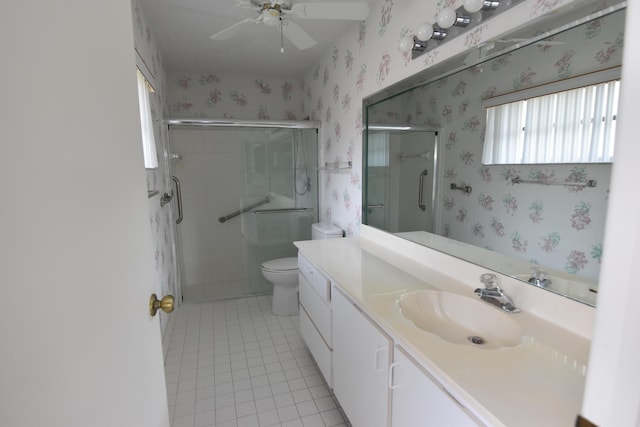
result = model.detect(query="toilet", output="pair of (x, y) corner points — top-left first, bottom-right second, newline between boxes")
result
(261, 222), (343, 315)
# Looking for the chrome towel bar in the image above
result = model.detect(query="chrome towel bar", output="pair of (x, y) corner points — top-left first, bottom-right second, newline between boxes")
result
(253, 207), (313, 215)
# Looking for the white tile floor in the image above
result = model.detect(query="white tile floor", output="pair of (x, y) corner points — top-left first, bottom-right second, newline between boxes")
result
(164, 295), (350, 427)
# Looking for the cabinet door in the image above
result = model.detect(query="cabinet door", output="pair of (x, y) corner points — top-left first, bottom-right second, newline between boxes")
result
(333, 287), (391, 427)
(390, 346), (480, 427)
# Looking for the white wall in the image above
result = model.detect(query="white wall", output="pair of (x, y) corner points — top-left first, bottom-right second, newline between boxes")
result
(581, 0), (640, 424)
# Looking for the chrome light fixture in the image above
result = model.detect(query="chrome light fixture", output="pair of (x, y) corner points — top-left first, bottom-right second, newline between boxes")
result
(463, 0), (500, 13)
(436, 6), (470, 29)
(400, 0), (524, 60)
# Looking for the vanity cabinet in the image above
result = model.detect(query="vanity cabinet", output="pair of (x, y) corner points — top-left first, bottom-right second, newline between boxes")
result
(389, 345), (481, 427)
(298, 254), (333, 387)
(299, 252), (480, 427)
(332, 286), (392, 427)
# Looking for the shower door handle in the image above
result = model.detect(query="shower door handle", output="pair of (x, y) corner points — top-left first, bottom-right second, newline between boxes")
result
(171, 176), (183, 224)
(418, 169), (428, 211)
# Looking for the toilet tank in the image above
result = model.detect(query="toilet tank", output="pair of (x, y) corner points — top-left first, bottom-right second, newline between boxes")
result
(311, 222), (344, 240)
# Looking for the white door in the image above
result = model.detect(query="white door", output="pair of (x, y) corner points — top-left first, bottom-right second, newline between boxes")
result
(0, 1), (170, 426)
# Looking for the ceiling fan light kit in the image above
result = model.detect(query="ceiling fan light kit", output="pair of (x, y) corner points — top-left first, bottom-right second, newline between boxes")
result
(210, 0), (370, 53)
(401, 0), (525, 59)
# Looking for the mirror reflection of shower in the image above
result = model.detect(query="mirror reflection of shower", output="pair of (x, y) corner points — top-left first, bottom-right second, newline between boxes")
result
(169, 124), (318, 302)
(366, 127), (437, 233)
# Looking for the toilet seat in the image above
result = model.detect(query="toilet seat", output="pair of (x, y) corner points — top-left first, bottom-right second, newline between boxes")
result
(261, 257), (298, 273)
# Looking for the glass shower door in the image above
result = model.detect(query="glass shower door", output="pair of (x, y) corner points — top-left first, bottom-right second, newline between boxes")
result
(241, 128), (318, 295)
(170, 126), (317, 302)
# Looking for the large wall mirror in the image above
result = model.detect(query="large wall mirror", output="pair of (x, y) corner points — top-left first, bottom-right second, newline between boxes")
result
(363, 3), (626, 307)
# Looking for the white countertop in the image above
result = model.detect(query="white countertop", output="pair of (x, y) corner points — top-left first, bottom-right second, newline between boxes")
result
(294, 232), (591, 427)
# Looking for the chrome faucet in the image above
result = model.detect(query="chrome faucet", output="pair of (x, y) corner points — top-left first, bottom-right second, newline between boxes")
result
(528, 267), (552, 288)
(474, 273), (521, 313)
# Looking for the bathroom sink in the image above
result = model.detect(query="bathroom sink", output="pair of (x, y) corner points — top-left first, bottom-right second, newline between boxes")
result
(398, 290), (524, 349)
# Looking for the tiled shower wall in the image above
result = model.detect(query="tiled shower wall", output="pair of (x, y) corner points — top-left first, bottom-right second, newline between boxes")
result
(169, 129), (250, 303)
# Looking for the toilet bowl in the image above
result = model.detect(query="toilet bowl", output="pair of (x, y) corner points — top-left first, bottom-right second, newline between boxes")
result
(261, 222), (343, 315)
(262, 257), (299, 316)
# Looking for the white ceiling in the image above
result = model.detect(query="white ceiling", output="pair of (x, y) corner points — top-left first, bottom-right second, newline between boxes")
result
(138, 0), (378, 78)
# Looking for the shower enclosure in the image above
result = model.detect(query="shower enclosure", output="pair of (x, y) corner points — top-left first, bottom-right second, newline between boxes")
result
(366, 130), (437, 233)
(169, 122), (318, 302)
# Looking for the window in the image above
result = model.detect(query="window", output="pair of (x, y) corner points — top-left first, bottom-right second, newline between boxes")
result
(482, 68), (620, 165)
(367, 131), (390, 167)
(136, 68), (158, 169)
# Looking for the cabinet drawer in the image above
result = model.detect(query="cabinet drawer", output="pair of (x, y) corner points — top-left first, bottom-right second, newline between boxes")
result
(299, 272), (332, 345)
(298, 254), (330, 301)
(300, 306), (332, 388)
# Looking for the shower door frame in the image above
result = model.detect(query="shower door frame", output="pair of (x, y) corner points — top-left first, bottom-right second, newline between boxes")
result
(166, 118), (321, 303)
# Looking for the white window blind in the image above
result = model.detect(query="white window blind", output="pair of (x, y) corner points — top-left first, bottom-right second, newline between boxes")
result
(136, 68), (158, 169)
(482, 69), (620, 165)
(368, 131), (390, 167)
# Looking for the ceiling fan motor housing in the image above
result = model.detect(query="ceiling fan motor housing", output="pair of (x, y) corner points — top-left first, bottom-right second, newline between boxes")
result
(261, 4), (282, 26)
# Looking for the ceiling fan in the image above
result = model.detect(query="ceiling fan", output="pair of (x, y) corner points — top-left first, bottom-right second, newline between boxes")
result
(210, 0), (370, 52)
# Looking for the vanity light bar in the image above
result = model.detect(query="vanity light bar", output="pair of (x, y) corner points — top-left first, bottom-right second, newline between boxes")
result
(403, 0), (525, 60)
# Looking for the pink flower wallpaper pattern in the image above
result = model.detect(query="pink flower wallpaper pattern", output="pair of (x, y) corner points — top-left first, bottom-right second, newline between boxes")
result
(167, 72), (304, 121)
(365, 9), (623, 280)
(132, 0), (179, 336)
(157, 0), (621, 280)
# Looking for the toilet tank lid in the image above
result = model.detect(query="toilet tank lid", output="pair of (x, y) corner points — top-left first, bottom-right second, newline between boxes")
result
(312, 222), (344, 236)
(262, 257), (298, 271)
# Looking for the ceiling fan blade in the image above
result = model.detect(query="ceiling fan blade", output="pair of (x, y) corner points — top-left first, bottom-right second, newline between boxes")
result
(289, 2), (370, 20)
(282, 20), (317, 50)
(210, 17), (260, 40)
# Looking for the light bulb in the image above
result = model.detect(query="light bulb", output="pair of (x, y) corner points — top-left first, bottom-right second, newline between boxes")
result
(416, 23), (434, 42)
(436, 7), (457, 29)
(399, 36), (414, 53)
(464, 0), (485, 13)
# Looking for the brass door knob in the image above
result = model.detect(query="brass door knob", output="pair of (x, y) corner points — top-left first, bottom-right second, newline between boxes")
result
(149, 293), (175, 317)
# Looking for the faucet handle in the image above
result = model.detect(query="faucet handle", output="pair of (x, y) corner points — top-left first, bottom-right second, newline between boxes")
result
(480, 273), (499, 289)
(530, 267), (545, 279)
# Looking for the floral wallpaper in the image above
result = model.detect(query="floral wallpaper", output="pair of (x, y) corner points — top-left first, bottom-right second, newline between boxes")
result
(366, 10), (623, 280)
(157, 0), (620, 282)
(167, 72), (305, 120)
(299, 0), (621, 281)
(132, 0), (179, 338)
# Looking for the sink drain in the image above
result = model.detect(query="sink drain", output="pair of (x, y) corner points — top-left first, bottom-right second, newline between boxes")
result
(468, 335), (486, 345)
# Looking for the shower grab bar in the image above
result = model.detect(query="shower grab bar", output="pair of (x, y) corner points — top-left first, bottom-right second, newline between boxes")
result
(171, 176), (184, 224)
(418, 169), (428, 211)
(254, 207), (314, 215)
(219, 196), (270, 223)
